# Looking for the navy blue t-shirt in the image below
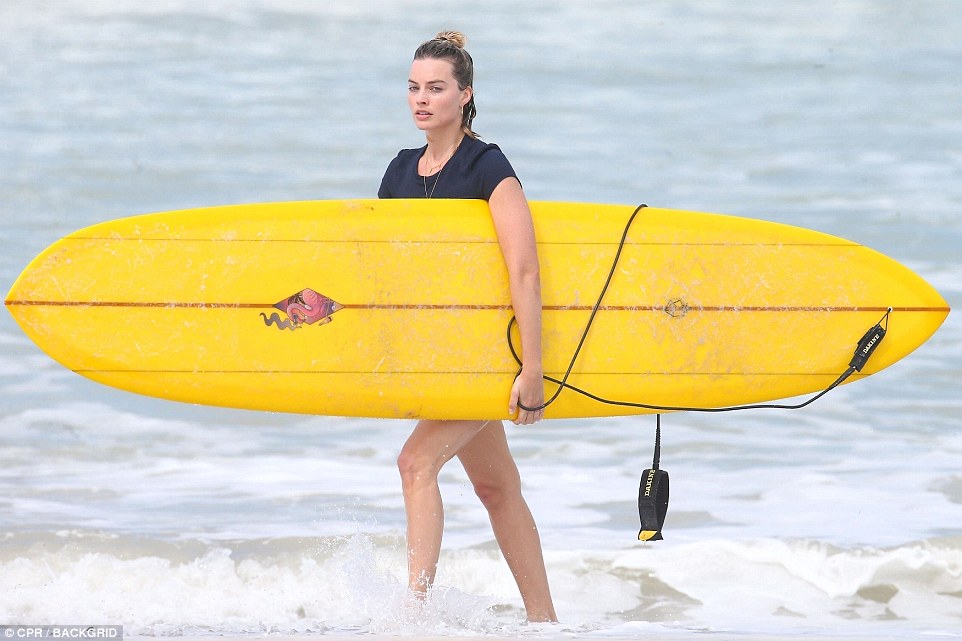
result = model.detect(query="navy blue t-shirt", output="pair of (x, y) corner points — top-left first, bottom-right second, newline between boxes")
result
(378, 136), (518, 200)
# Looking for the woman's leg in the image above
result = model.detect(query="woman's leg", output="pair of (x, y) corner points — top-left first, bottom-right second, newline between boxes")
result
(457, 421), (557, 622)
(397, 419), (490, 595)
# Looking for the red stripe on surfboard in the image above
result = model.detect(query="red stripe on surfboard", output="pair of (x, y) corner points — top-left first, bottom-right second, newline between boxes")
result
(4, 300), (949, 314)
(65, 237), (858, 248)
(74, 369), (868, 376)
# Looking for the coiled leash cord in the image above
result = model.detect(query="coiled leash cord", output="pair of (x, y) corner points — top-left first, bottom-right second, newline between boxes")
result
(508, 203), (892, 414)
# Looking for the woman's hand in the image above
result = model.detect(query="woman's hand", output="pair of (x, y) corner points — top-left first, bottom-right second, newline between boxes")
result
(509, 367), (545, 425)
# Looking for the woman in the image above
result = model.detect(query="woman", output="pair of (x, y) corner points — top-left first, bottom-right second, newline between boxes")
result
(378, 31), (557, 623)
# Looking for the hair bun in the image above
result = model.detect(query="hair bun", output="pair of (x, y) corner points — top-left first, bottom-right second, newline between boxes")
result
(434, 31), (467, 48)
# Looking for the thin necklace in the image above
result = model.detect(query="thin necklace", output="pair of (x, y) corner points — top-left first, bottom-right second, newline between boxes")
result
(423, 166), (445, 199)
(422, 137), (462, 199)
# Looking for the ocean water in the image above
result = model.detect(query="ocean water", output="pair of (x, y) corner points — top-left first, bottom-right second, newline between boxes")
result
(1, 1), (960, 639)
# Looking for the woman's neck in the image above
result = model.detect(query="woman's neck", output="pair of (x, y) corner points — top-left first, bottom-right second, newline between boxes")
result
(421, 129), (464, 174)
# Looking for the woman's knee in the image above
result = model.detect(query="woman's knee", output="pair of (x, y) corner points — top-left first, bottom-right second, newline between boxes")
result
(397, 441), (446, 492)
(398, 420), (483, 491)
(473, 474), (521, 511)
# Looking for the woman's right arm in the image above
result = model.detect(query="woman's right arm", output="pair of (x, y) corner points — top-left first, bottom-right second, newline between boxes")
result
(487, 176), (544, 425)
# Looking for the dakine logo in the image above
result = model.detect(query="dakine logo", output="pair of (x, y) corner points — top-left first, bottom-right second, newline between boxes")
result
(644, 470), (655, 498)
(861, 332), (881, 355)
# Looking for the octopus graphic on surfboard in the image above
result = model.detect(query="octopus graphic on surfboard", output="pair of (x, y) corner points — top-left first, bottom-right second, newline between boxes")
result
(260, 288), (343, 331)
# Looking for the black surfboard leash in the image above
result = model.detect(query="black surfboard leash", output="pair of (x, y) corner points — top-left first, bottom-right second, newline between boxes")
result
(508, 202), (892, 415)
(510, 306), (890, 414)
(506, 203), (893, 542)
(637, 413), (669, 542)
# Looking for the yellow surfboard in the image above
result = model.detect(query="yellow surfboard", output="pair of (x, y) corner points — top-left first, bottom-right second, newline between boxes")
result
(4, 200), (950, 419)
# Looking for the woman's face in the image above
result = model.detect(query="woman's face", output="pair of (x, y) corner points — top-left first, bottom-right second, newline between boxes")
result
(408, 57), (471, 134)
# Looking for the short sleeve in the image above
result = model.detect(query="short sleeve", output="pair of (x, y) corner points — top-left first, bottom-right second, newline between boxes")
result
(378, 154), (401, 198)
(471, 144), (518, 200)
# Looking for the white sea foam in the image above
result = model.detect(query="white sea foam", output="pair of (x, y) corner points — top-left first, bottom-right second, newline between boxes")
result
(2, 532), (960, 637)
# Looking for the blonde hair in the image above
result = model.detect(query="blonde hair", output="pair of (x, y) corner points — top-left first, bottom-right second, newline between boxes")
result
(413, 31), (478, 139)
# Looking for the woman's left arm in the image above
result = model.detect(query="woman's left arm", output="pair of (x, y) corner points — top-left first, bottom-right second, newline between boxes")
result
(488, 177), (545, 425)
